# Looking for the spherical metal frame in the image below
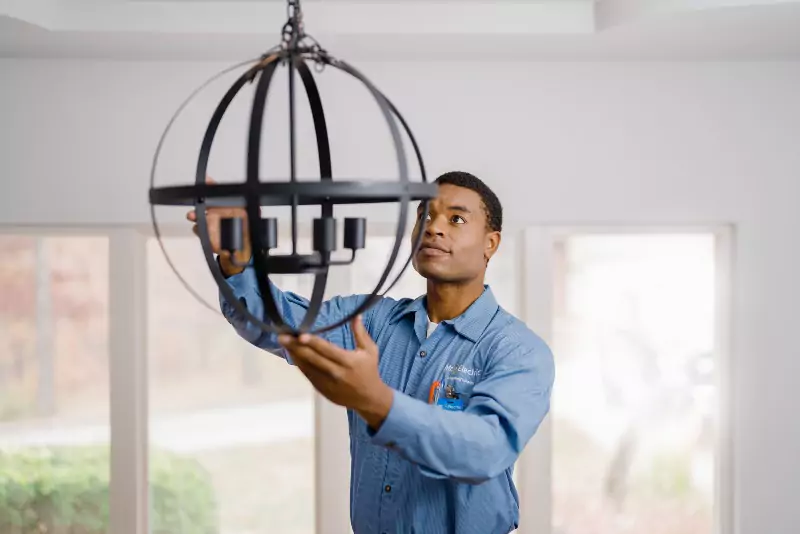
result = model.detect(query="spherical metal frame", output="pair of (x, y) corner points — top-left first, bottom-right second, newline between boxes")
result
(149, 46), (436, 336)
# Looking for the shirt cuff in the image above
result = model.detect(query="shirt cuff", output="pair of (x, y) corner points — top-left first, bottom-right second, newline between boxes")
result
(369, 390), (427, 448)
(217, 257), (255, 320)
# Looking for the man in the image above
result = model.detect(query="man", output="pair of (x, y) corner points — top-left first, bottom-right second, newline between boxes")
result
(188, 171), (555, 534)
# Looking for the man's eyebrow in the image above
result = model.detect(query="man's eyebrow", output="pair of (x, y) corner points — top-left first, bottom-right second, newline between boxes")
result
(448, 205), (471, 213)
(415, 204), (472, 213)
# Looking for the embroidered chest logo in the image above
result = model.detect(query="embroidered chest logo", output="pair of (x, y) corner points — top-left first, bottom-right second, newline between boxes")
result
(428, 363), (483, 411)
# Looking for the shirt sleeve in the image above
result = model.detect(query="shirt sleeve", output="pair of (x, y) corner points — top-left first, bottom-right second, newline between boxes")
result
(368, 337), (555, 484)
(218, 262), (375, 362)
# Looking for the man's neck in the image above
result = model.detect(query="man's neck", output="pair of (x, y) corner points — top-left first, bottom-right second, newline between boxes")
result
(425, 278), (485, 323)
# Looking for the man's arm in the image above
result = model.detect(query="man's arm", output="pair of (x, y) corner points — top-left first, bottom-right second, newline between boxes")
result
(186, 177), (373, 357)
(219, 264), (374, 361)
(368, 337), (555, 484)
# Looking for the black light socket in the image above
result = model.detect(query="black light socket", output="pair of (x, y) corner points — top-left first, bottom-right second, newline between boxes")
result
(260, 217), (278, 250)
(313, 217), (337, 253)
(344, 218), (366, 250)
(220, 217), (243, 252)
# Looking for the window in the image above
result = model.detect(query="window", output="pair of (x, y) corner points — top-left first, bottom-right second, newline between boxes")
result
(0, 234), (110, 532)
(146, 235), (316, 534)
(550, 233), (719, 534)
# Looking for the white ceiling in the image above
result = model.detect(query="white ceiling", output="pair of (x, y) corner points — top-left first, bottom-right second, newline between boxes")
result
(1, 0), (799, 61)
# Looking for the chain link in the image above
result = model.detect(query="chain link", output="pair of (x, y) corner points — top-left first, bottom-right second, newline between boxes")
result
(287, 0), (301, 20)
(282, 0), (303, 46)
(278, 0), (330, 71)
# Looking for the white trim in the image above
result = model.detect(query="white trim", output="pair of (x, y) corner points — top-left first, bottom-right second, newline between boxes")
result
(316, 265), (356, 534)
(0, 225), (114, 236)
(109, 228), (149, 534)
(316, 396), (353, 534)
(516, 227), (555, 534)
(713, 225), (735, 534)
(545, 223), (733, 238)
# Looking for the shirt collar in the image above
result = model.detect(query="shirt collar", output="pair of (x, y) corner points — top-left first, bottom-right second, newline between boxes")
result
(394, 285), (499, 343)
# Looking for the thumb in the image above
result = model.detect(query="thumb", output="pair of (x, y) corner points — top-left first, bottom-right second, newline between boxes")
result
(352, 314), (376, 351)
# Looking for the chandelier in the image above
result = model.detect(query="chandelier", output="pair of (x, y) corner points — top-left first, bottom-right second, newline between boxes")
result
(148, 0), (437, 335)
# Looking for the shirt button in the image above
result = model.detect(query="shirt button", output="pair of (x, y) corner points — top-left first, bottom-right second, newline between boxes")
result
(384, 484), (392, 493)
(419, 350), (427, 357)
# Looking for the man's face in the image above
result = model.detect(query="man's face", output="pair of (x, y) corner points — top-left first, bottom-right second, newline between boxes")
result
(410, 183), (500, 283)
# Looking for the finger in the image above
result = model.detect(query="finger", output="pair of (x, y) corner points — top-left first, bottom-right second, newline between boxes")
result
(278, 335), (336, 370)
(295, 358), (333, 385)
(280, 336), (346, 377)
(205, 175), (216, 185)
(351, 315), (377, 352)
(186, 210), (197, 222)
(192, 223), (221, 253)
(291, 334), (352, 366)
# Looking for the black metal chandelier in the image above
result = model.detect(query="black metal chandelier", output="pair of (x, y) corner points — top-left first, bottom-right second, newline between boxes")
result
(149, 0), (437, 336)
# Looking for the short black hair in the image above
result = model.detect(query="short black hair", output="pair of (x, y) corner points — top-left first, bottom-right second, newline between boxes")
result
(434, 171), (502, 232)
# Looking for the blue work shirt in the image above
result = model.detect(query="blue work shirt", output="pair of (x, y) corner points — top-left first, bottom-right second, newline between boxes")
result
(219, 267), (555, 534)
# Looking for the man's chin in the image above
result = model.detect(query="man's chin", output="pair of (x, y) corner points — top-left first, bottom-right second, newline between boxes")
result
(417, 266), (457, 283)
(415, 256), (461, 281)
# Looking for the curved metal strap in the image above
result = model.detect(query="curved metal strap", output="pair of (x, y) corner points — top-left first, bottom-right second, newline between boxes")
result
(247, 58), (290, 332)
(150, 55), (263, 317)
(311, 57), (410, 334)
(375, 95), (430, 297)
(195, 56), (288, 335)
(296, 57), (333, 333)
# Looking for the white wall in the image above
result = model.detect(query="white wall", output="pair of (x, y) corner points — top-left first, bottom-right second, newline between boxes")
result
(2, 59), (799, 534)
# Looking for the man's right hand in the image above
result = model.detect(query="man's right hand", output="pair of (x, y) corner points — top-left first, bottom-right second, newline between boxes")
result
(186, 178), (251, 277)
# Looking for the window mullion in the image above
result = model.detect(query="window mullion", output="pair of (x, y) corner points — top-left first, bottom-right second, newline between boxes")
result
(316, 264), (355, 534)
(108, 228), (149, 534)
(516, 226), (554, 534)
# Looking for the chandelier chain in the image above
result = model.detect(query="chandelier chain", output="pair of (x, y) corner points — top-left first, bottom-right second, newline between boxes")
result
(283, 0), (304, 47)
(276, 0), (330, 72)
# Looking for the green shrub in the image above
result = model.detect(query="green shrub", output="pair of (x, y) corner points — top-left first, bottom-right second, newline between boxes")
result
(0, 446), (219, 534)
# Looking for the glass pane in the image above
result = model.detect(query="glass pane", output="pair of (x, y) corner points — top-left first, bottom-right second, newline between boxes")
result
(147, 236), (315, 534)
(551, 234), (717, 534)
(0, 235), (110, 532)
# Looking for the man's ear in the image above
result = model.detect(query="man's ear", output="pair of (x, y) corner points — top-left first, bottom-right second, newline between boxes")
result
(484, 231), (501, 264)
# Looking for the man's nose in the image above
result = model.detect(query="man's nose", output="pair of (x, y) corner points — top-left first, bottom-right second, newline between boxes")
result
(424, 217), (445, 237)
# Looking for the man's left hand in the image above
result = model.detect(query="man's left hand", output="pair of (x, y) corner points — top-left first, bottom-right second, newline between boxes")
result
(278, 315), (394, 431)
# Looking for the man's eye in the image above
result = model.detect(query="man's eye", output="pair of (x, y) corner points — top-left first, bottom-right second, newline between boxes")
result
(451, 215), (465, 224)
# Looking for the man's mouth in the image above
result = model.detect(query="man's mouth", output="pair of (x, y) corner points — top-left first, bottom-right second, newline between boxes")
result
(418, 245), (449, 256)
